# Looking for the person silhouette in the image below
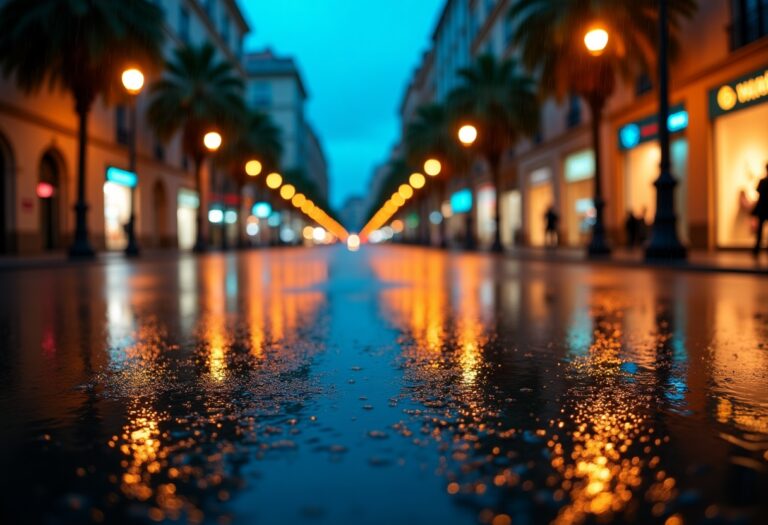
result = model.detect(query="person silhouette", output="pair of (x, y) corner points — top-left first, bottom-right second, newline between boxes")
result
(752, 163), (768, 257)
(544, 205), (559, 248)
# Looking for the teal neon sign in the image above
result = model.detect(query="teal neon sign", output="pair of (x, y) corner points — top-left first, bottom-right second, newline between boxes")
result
(618, 105), (688, 151)
(105, 166), (137, 188)
(450, 189), (473, 214)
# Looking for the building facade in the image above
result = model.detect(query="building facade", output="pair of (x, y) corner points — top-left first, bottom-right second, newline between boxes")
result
(0, 0), (328, 255)
(394, 0), (768, 251)
(243, 49), (329, 203)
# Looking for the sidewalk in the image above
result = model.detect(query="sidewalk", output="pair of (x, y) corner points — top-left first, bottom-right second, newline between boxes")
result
(0, 248), (196, 271)
(504, 246), (768, 275)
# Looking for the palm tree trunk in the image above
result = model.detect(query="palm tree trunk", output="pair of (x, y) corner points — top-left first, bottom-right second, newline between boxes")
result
(68, 96), (95, 258)
(193, 157), (207, 252)
(439, 179), (448, 249)
(489, 152), (503, 253)
(587, 95), (610, 256)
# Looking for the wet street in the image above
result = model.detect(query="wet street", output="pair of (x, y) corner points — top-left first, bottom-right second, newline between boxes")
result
(0, 245), (767, 525)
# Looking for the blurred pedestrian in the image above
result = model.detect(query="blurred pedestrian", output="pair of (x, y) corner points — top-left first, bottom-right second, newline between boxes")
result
(752, 163), (768, 257)
(625, 211), (638, 247)
(544, 205), (559, 248)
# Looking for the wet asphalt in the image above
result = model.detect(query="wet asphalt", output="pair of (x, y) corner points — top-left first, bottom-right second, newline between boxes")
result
(0, 245), (766, 525)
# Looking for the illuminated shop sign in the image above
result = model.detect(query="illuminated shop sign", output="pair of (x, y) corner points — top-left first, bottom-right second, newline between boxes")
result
(177, 189), (199, 208)
(105, 166), (137, 188)
(450, 189), (473, 214)
(618, 105), (688, 151)
(709, 66), (768, 118)
(564, 149), (595, 182)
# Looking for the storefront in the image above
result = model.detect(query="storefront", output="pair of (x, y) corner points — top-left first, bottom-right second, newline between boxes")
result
(177, 188), (199, 250)
(500, 190), (521, 248)
(476, 185), (495, 246)
(711, 66), (768, 247)
(447, 188), (472, 245)
(525, 167), (553, 247)
(562, 150), (595, 246)
(618, 106), (689, 242)
(103, 167), (136, 251)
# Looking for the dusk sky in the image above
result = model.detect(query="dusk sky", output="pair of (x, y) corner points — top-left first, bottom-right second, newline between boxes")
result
(240, 0), (444, 208)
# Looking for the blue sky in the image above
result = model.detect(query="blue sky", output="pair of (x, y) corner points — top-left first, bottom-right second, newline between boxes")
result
(240, 0), (444, 208)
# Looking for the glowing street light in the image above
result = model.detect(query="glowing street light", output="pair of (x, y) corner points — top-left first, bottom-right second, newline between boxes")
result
(347, 234), (360, 251)
(458, 124), (477, 146)
(203, 131), (222, 151)
(292, 193), (306, 207)
(280, 184), (295, 200)
(121, 68), (144, 95)
(265, 172), (282, 189)
(584, 27), (609, 56)
(245, 159), (262, 176)
(424, 159), (442, 176)
(409, 172), (426, 189)
(398, 184), (414, 200)
(120, 67), (145, 257)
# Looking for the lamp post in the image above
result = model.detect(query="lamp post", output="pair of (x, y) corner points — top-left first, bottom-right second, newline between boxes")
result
(645, 0), (687, 260)
(583, 28), (612, 257)
(457, 125), (478, 250)
(202, 131), (222, 251)
(121, 68), (144, 257)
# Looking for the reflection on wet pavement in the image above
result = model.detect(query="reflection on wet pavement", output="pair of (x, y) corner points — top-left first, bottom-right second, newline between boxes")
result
(0, 246), (766, 524)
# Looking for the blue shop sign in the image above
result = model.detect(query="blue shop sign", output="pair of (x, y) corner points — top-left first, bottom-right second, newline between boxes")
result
(618, 104), (688, 151)
(105, 166), (137, 188)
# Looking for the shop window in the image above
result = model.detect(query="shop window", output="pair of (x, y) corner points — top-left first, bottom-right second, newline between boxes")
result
(115, 105), (128, 145)
(729, 0), (768, 50)
(566, 95), (582, 128)
(179, 6), (190, 44)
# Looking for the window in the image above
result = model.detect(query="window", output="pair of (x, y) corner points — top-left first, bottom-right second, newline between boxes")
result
(115, 105), (128, 145)
(179, 6), (190, 43)
(566, 95), (582, 129)
(252, 82), (272, 108)
(729, 0), (768, 49)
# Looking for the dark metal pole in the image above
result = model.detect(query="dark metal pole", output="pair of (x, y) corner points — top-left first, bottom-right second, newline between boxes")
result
(124, 100), (140, 256)
(587, 93), (611, 256)
(646, 0), (687, 259)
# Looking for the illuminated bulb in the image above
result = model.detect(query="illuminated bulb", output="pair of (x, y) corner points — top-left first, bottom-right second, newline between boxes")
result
(265, 172), (282, 189)
(392, 193), (405, 207)
(584, 28), (609, 55)
(424, 159), (442, 176)
(203, 131), (222, 151)
(245, 160), (262, 176)
(292, 193), (306, 207)
(280, 184), (295, 200)
(410, 172), (426, 188)
(121, 68), (144, 95)
(458, 124), (477, 146)
(399, 184), (414, 200)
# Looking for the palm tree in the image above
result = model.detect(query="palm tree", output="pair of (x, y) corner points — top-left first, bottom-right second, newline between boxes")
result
(147, 43), (246, 252)
(448, 54), (539, 252)
(220, 110), (282, 247)
(508, 0), (697, 255)
(0, 0), (164, 257)
(405, 103), (471, 247)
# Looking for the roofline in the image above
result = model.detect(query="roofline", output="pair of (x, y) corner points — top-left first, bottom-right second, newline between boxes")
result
(226, 0), (250, 32)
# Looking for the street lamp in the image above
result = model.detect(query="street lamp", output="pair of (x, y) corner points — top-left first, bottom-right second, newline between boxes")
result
(583, 27), (611, 256)
(200, 131), (222, 251)
(645, 0), (687, 260)
(245, 159), (262, 177)
(584, 28), (609, 56)
(121, 67), (144, 257)
(458, 124), (478, 146)
(424, 158), (442, 176)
